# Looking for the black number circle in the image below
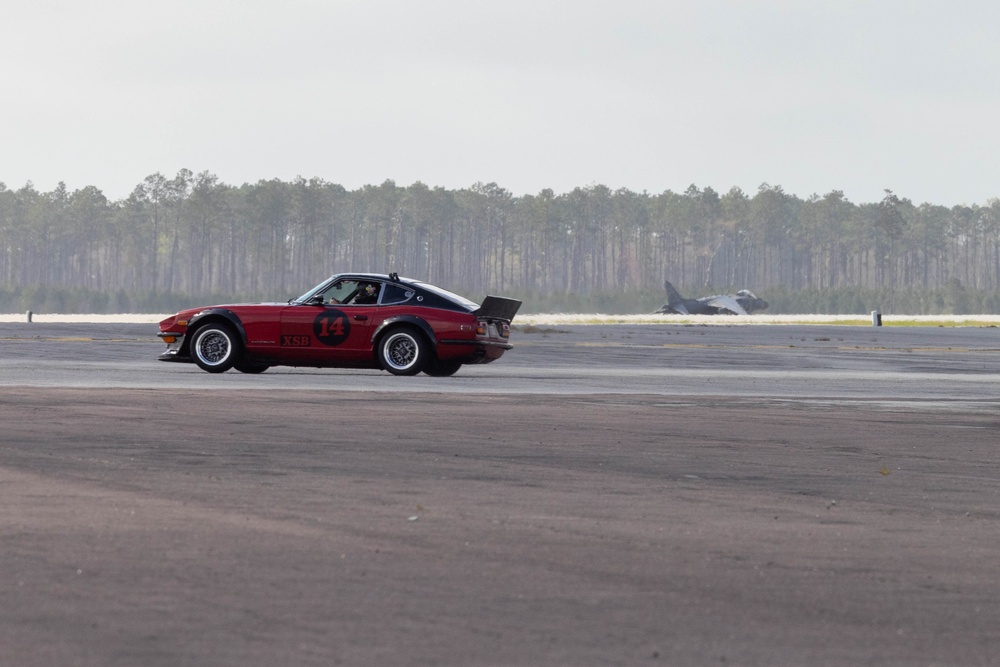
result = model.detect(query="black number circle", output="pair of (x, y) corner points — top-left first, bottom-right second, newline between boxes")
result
(313, 309), (351, 346)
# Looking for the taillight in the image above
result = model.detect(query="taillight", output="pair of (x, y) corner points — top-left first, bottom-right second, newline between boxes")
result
(475, 319), (509, 338)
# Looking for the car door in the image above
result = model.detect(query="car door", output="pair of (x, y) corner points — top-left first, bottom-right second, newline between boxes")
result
(279, 279), (376, 365)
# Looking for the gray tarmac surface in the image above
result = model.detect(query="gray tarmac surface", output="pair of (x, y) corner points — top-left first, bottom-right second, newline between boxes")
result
(2, 322), (1000, 665)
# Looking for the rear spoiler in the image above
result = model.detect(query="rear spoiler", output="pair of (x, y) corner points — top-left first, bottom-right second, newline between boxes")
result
(474, 296), (522, 322)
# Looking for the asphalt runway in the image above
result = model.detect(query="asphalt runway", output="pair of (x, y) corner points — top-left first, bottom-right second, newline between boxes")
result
(2, 322), (1000, 665)
(3, 321), (1000, 403)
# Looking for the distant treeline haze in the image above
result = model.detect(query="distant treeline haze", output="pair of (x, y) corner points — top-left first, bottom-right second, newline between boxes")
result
(2, 170), (1000, 314)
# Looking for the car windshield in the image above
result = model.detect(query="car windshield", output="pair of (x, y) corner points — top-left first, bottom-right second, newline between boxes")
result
(291, 277), (340, 304)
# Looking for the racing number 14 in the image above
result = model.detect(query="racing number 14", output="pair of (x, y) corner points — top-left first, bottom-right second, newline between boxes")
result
(319, 317), (344, 338)
(313, 310), (351, 346)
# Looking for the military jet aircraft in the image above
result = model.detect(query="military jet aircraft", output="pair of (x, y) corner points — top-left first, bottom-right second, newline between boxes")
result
(655, 280), (768, 315)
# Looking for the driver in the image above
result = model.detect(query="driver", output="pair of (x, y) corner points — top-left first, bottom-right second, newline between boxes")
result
(354, 282), (379, 304)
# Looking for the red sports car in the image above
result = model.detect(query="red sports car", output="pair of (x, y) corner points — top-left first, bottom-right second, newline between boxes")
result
(157, 272), (521, 376)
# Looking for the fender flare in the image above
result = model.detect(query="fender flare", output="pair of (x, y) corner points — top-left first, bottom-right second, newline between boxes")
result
(371, 316), (437, 350)
(186, 309), (248, 352)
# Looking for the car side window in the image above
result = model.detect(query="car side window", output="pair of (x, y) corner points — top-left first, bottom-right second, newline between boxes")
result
(351, 282), (381, 305)
(320, 280), (357, 304)
(320, 280), (383, 305)
(381, 284), (413, 305)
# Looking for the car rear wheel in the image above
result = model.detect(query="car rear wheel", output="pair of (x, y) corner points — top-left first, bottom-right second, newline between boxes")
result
(191, 323), (241, 373)
(378, 327), (427, 376)
(423, 359), (461, 377)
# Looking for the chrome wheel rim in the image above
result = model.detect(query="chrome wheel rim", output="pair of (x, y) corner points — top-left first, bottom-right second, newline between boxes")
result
(385, 332), (418, 370)
(196, 330), (231, 366)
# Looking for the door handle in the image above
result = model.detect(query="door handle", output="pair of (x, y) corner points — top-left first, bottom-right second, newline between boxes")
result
(353, 315), (368, 321)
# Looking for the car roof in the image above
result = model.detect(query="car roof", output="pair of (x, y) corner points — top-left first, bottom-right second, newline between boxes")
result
(322, 273), (478, 310)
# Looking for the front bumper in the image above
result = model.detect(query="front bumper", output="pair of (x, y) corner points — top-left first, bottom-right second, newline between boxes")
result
(157, 331), (191, 362)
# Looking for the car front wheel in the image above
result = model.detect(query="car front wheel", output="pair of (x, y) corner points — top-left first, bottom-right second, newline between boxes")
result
(423, 359), (461, 377)
(191, 324), (242, 373)
(234, 361), (269, 374)
(378, 328), (427, 376)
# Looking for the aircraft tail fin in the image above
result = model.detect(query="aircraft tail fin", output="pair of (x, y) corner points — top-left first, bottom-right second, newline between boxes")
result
(663, 279), (684, 306)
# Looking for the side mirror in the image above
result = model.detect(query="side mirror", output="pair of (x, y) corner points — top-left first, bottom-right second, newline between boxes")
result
(307, 295), (324, 305)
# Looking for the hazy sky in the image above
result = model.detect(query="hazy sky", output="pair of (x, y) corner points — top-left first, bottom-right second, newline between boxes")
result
(3, 1), (999, 205)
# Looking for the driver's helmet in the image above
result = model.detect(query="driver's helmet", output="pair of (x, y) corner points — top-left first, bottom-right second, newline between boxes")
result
(362, 283), (378, 298)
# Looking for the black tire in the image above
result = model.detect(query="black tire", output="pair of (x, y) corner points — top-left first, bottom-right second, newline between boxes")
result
(377, 327), (428, 376)
(234, 361), (269, 374)
(191, 323), (242, 373)
(423, 359), (462, 377)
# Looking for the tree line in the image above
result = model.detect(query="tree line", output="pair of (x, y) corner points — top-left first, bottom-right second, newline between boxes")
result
(2, 170), (1000, 314)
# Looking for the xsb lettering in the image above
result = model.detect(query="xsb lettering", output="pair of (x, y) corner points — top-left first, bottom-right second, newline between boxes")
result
(281, 335), (311, 347)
